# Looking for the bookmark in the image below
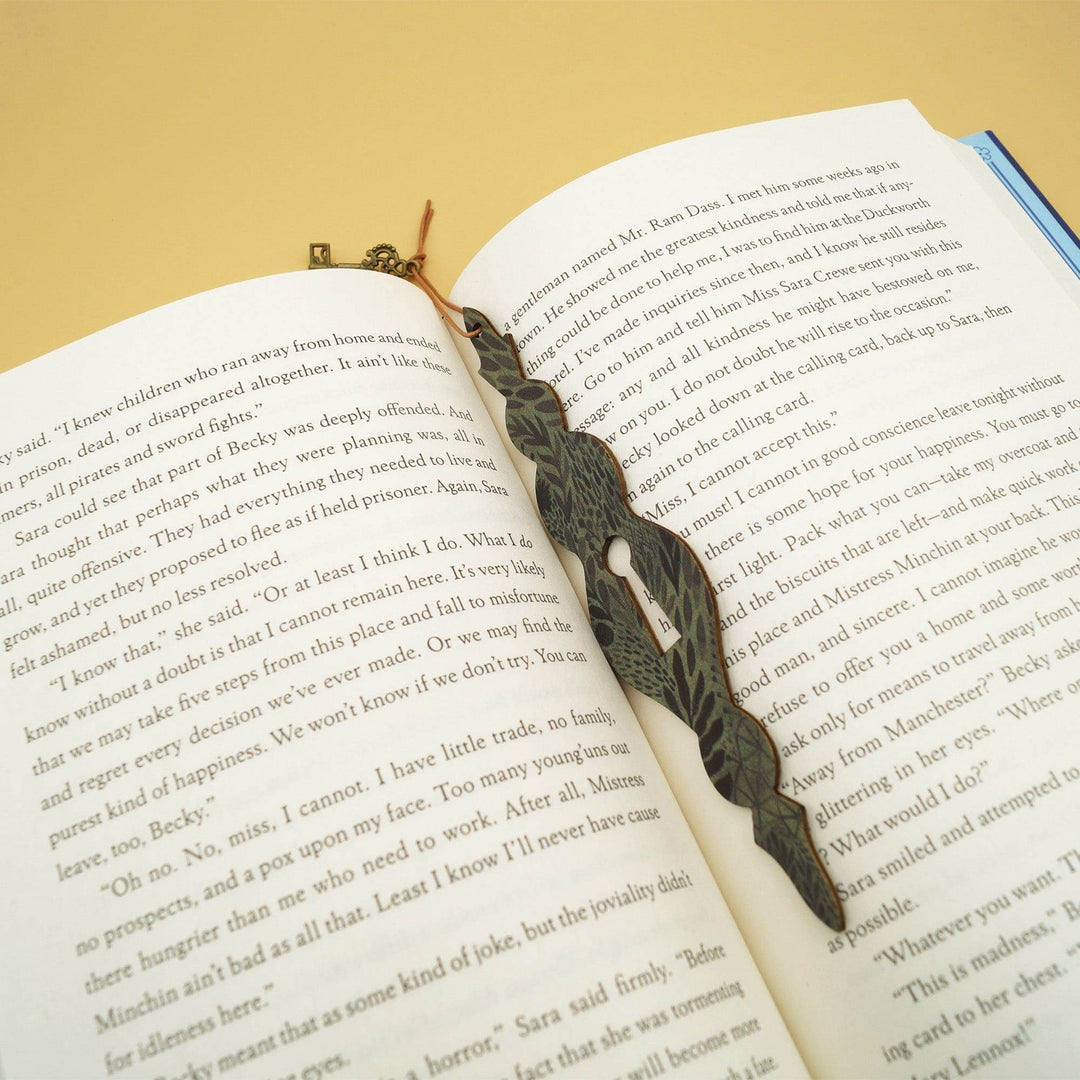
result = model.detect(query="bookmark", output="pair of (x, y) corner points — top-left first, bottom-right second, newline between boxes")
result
(310, 209), (845, 931)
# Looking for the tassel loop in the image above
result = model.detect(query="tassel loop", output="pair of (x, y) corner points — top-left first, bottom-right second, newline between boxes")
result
(404, 201), (481, 339)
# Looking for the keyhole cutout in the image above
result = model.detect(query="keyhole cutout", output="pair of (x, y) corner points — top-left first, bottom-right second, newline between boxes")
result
(605, 536), (682, 653)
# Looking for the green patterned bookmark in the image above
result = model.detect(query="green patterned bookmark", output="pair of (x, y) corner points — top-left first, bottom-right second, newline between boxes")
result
(465, 308), (844, 932)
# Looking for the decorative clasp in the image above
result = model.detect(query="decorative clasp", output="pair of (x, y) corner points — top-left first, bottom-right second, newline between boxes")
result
(307, 242), (419, 278)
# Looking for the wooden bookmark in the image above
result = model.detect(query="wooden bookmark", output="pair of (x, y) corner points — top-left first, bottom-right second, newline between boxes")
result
(310, 207), (845, 931)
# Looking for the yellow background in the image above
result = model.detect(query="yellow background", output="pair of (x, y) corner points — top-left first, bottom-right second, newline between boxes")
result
(2, 1), (1078, 373)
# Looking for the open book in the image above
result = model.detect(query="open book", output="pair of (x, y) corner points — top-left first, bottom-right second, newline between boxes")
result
(2, 101), (1078, 1079)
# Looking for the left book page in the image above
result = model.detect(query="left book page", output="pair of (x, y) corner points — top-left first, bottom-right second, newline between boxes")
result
(0, 271), (803, 1078)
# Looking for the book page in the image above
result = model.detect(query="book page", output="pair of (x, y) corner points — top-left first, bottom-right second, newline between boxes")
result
(0, 271), (805, 1078)
(453, 102), (1080, 1077)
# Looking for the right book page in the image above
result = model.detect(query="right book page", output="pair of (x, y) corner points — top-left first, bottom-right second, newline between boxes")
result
(453, 101), (1080, 1078)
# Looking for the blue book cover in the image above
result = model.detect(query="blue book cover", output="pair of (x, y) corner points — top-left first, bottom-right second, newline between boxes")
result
(960, 130), (1080, 279)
